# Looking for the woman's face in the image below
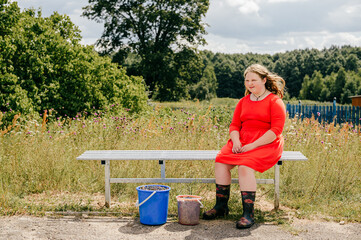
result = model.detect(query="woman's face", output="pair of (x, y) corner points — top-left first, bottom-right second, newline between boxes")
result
(244, 72), (266, 95)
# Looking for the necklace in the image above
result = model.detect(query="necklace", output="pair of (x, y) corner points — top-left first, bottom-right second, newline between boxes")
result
(253, 89), (267, 101)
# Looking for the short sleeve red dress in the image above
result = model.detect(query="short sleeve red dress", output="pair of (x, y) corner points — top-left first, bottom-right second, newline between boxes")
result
(215, 93), (286, 173)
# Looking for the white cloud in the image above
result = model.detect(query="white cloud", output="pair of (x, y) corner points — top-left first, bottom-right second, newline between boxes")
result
(17, 0), (361, 53)
(201, 30), (361, 54)
(226, 0), (260, 15)
(268, 0), (308, 3)
(238, 1), (259, 14)
(274, 40), (288, 45)
(226, 0), (244, 7)
(200, 33), (253, 53)
(326, 3), (361, 32)
(336, 32), (361, 45)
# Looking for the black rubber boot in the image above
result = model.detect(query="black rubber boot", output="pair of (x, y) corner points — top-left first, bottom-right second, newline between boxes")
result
(236, 191), (256, 229)
(203, 184), (230, 220)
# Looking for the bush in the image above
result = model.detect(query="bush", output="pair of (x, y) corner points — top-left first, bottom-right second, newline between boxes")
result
(0, 1), (148, 127)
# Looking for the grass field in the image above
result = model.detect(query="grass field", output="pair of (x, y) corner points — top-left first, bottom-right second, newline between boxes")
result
(0, 100), (360, 223)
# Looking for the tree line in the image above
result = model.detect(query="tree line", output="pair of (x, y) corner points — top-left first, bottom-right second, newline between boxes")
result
(83, 0), (361, 104)
(198, 47), (361, 104)
(120, 45), (361, 104)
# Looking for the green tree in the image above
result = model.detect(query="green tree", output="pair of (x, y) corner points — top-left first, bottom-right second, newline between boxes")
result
(345, 54), (359, 72)
(0, 1), (148, 117)
(188, 64), (217, 100)
(299, 75), (311, 100)
(83, 0), (209, 100)
(311, 71), (324, 101)
(333, 68), (347, 102)
(341, 80), (356, 104)
(299, 71), (324, 101)
(214, 55), (243, 98)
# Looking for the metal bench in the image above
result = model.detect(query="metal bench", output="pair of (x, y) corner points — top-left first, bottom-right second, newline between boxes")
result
(77, 150), (307, 209)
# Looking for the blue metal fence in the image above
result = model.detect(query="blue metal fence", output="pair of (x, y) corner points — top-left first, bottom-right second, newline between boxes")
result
(286, 99), (361, 125)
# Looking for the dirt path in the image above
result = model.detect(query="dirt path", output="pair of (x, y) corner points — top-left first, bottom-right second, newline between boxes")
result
(1, 193), (360, 239)
(0, 215), (360, 240)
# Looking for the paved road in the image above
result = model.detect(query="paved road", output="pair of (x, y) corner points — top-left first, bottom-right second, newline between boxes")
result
(0, 216), (360, 240)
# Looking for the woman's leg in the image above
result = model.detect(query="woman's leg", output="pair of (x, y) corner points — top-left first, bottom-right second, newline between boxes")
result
(237, 166), (256, 191)
(236, 165), (256, 229)
(203, 163), (235, 220)
(215, 162), (235, 185)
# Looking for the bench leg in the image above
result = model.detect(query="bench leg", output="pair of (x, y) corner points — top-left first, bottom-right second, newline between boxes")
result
(104, 160), (111, 208)
(274, 163), (280, 210)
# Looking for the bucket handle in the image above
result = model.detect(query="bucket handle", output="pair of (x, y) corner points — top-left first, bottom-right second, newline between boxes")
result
(135, 191), (157, 207)
(197, 199), (204, 208)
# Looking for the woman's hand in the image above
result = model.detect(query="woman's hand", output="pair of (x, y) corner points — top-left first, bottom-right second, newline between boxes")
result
(240, 143), (257, 153)
(232, 141), (242, 154)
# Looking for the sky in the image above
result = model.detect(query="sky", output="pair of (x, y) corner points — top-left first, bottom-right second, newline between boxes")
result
(16, 0), (361, 54)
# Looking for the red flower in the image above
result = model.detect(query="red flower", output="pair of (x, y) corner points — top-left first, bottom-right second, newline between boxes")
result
(244, 199), (253, 204)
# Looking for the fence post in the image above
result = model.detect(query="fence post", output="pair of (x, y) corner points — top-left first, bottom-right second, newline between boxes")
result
(298, 100), (302, 120)
(313, 104), (317, 121)
(286, 102), (290, 118)
(333, 97), (337, 126)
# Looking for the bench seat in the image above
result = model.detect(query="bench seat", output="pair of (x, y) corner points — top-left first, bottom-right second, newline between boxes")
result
(77, 150), (307, 209)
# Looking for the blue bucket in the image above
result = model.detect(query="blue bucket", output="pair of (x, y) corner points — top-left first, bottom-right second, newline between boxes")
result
(136, 185), (171, 225)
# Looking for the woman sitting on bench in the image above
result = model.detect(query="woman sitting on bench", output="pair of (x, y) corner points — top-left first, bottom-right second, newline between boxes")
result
(203, 64), (286, 229)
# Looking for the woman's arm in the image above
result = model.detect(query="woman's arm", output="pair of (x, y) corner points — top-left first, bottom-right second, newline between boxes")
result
(229, 99), (244, 153)
(230, 130), (242, 153)
(239, 130), (276, 153)
(229, 99), (243, 133)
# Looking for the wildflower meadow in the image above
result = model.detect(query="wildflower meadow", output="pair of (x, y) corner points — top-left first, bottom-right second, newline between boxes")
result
(0, 99), (360, 223)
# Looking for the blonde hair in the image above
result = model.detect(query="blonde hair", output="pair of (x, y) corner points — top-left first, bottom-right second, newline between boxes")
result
(244, 64), (286, 98)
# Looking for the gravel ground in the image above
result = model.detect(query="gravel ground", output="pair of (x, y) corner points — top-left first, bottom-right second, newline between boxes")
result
(0, 215), (360, 240)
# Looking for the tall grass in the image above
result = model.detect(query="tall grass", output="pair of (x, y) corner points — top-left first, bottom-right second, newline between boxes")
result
(0, 102), (360, 222)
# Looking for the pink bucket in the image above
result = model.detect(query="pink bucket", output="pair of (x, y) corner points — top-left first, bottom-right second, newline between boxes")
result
(176, 195), (203, 225)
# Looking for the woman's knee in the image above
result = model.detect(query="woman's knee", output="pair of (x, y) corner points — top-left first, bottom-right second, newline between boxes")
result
(215, 162), (235, 171)
(238, 165), (255, 176)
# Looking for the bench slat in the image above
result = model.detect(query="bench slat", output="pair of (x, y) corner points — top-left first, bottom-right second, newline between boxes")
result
(76, 150), (307, 161)
(110, 178), (274, 184)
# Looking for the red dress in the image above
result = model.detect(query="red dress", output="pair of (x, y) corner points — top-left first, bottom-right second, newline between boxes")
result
(215, 93), (286, 173)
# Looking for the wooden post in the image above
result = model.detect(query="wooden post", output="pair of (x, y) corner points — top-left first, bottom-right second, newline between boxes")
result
(298, 100), (302, 120)
(333, 97), (337, 126)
